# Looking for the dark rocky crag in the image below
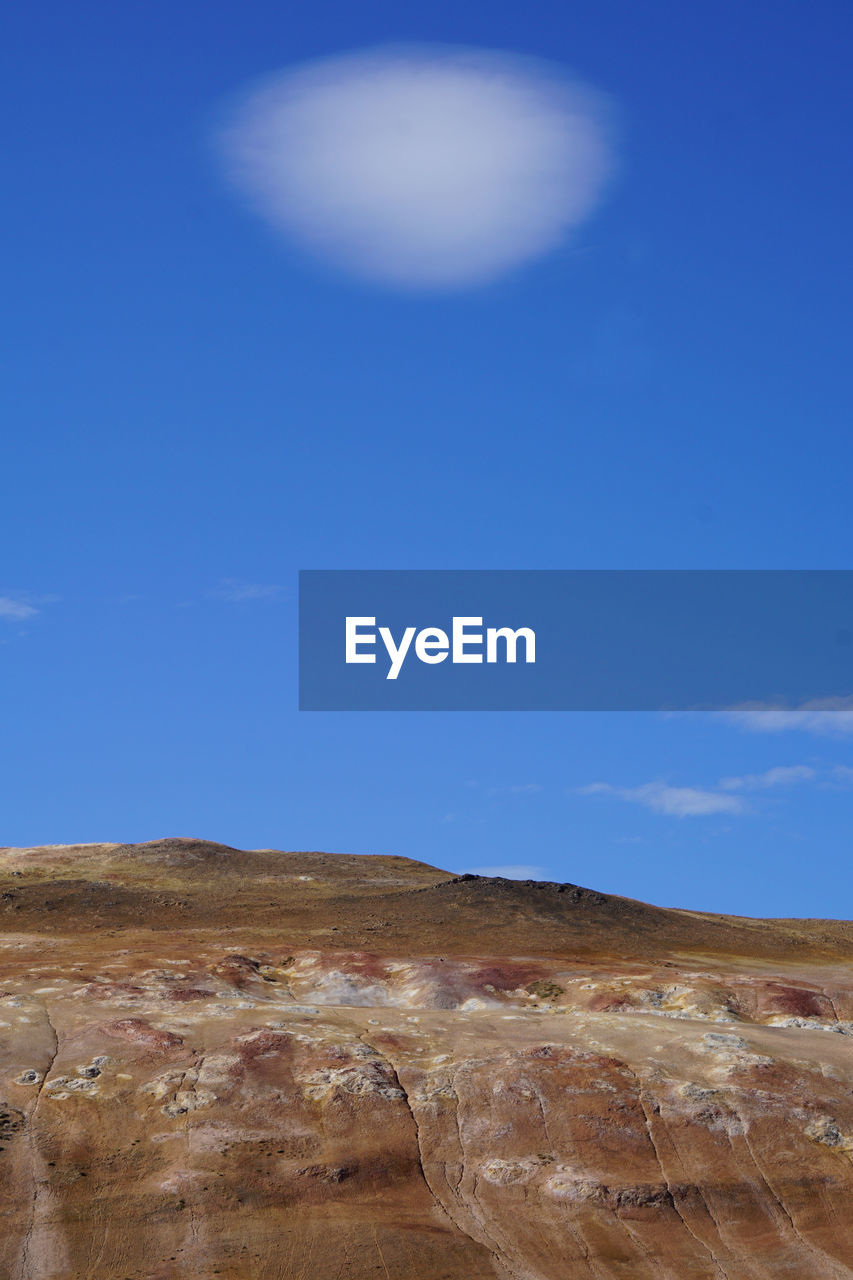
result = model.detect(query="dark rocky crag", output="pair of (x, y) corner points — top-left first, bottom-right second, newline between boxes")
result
(1, 838), (852, 1279)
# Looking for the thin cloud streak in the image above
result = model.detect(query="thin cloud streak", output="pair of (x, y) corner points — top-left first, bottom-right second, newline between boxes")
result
(578, 782), (745, 818)
(0, 596), (39, 621)
(484, 782), (543, 797)
(212, 580), (284, 603)
(578, 762), (827, 817)
(723, 699), (853, 737)
(218, 45), (614, 289)
(719, 765), (816, 791)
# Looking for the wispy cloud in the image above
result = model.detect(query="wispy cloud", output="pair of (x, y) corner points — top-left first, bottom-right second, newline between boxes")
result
(578, 781), (745, 818)
(724, 700), (853, 737)
(718, 765), (816, 791)
(458, 863), (546, 880)
(211, 579), (283, 603)
(0, 596), (38, 621)
(578, 762), (827, 817)
(218, 45), (614, 289)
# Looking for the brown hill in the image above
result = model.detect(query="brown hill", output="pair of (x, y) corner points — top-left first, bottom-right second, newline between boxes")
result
(1, 840), (852, 1278)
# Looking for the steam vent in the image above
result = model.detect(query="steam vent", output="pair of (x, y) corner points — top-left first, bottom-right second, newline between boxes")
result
(2, 838), (853, 1279)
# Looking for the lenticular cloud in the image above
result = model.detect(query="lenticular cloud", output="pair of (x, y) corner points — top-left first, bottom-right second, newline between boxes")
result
(218, 46), (614, 289)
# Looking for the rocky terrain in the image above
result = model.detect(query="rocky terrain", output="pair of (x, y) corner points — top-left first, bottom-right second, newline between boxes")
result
(1, 838), (852, 1279)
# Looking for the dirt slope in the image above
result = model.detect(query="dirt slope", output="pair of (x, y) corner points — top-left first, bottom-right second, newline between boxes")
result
(0, 839), (852, 1279)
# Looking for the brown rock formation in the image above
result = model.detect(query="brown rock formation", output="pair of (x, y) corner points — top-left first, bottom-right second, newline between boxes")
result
(1, 838), (852, 1278)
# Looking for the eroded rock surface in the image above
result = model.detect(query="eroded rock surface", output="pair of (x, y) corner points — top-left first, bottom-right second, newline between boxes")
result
(0, 839), (852, 1278)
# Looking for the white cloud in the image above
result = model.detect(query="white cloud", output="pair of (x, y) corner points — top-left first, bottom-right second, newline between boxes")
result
(829, 765), (853, 784)
(718, 765), (816, 791)
(622, 783), (745, 817)
(723, 700), (853, 737)
(459, 864), (546, 880)
(0, 596), (38, 621)
(579, 781), (745, 817)
(578, 762), (828, 817)
(218, 45), (613, 289)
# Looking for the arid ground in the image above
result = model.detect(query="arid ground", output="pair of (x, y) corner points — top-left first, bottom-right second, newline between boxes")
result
(1, 838), (852, 1279)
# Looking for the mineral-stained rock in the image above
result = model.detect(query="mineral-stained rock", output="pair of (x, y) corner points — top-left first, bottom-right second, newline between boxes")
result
(0, 839), (852, 1278)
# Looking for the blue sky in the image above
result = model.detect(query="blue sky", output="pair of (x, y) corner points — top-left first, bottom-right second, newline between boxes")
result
(2, 1), (852, 916)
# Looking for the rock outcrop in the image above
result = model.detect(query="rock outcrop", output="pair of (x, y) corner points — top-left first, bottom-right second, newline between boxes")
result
(0, 838), (852, 1278)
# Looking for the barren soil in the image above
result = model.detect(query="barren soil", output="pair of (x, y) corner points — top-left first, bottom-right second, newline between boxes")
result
(1, 838), (852, 1279)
